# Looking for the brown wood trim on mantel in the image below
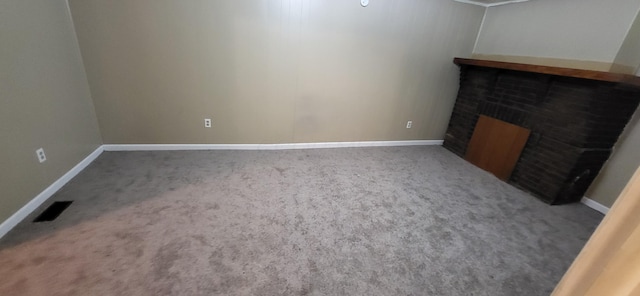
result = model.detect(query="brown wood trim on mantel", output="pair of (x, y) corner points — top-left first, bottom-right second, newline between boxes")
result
(454, 58), (640, 87)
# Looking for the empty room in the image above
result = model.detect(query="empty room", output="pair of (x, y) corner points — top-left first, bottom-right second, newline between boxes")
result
(2, 0), (640, 295)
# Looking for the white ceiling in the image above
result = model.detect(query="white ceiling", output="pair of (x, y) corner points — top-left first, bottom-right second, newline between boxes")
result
(454, 0), (532, 7)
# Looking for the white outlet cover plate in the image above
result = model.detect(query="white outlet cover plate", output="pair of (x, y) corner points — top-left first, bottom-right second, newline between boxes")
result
(36, 148), (46, 163)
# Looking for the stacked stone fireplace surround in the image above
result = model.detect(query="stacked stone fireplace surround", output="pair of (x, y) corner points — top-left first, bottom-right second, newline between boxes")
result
(444, 60), (640, 204)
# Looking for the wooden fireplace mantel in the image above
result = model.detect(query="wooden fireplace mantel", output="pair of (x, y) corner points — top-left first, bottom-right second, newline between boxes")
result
(453, 58), (640, 87)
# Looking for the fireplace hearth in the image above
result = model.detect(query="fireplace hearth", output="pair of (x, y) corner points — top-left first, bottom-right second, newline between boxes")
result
(444, 58), (640, 204)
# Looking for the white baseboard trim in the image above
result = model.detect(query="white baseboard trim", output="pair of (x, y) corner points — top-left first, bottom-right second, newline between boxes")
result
(581, 196), (610, 215)
(103, 140), (444, 151)
(0, 146), (104, 239)
(454, 0), (530, 7)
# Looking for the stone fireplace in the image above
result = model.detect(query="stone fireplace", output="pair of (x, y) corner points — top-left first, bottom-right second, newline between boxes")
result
(444, 58), (640, 204)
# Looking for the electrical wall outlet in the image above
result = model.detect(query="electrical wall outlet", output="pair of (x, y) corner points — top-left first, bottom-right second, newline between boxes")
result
(36, 148), (46, 163)
(406, 121), (412, 129)
(204, 118), (212, 128)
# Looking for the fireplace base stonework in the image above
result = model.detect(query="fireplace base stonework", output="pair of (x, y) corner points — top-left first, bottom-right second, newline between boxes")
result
(444, 59), (640, 204)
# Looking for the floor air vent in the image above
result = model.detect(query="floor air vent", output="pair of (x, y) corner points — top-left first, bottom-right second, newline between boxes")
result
(33, 201), (73, 222)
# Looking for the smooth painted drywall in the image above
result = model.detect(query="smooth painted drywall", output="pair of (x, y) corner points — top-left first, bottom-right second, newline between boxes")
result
(68, 0), (485, 144)
(0, 0), (102, 222)
(611, 9), (640, 74)
(474, 0), (640, 68)
(586, 107), (640, 208)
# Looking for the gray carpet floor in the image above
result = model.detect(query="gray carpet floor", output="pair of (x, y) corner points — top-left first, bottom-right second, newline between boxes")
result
(0, 146), (602, 296)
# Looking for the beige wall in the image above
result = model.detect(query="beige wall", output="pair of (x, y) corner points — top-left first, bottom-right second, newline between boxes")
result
(611, 9), (640, 74)
(0, 0), (102, 222)
(69, 0), (485, 144)
(474, 0), (640, 69)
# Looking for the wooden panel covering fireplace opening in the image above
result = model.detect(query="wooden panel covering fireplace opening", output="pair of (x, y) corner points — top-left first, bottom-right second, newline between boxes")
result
(465, 115), (531, 181)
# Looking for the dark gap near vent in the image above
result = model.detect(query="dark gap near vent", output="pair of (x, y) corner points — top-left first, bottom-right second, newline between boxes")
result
(33, 201), (73, 222)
